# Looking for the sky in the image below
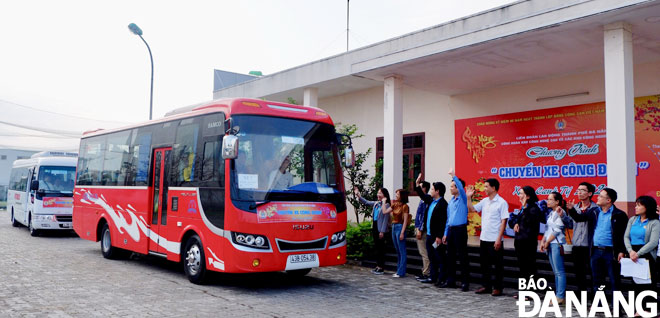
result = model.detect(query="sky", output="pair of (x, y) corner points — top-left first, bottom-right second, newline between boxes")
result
(0, 0), (515, 152)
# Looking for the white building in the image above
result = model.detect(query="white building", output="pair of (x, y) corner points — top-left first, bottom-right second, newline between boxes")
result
(0, 149), (36, 202)
(213, 0), (660, 220)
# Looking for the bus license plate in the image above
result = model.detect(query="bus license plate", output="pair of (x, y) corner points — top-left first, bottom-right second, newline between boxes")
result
(290, 253), (316, 263)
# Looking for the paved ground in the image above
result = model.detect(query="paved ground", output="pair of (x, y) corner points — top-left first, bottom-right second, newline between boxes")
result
(0, 209), (519, 318)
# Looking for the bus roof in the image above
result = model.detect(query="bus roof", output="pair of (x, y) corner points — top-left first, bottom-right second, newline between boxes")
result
(12, 156), (78, 169)
(82, 98), (335, 138)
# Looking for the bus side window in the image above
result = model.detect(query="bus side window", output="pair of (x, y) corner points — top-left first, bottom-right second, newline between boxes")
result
(77, 135), (106, 186)
(201, 137), (224, 186)
(172, 119), (200, 186)
(102, 131), (131, 186)
(131, 128), (153, 187)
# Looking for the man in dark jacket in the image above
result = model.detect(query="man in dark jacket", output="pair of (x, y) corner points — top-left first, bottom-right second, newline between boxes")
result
(415, 173), (448, 286)
(567, 187), (628, 293)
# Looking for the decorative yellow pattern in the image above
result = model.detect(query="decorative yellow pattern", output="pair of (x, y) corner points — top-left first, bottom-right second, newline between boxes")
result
(462, 126), (497, 163)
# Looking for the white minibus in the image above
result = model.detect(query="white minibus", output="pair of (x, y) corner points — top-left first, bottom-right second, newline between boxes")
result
(7, 151), (77, 236)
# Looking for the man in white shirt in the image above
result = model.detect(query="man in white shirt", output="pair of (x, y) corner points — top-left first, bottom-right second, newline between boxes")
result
(467, 178), (509, 296)
(268, 156), (293, 190)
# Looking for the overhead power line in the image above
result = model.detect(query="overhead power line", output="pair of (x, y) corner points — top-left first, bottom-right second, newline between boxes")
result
(0, 98), (131, 124)
(0, 133), (79, 139)
(0, 120), (82, 137)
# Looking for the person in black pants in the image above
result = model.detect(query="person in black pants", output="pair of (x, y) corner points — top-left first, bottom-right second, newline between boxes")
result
(355, 187), (391, 275)
(509, 185), (543, 299)
(565, 182), (598, 294)
(568, 188), (628, 294)
(414, 173), (448, 286)
(467, 178), (509, 296)
(440, 168), (470, 291)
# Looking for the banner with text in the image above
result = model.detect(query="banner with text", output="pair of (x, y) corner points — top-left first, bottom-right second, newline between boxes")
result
(455, 95), (660, 236)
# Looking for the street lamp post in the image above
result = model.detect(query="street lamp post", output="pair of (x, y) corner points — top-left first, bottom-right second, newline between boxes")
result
(128, 23), (154, 120)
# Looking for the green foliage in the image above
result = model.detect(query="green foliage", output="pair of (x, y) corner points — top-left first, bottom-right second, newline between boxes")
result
(368, 158), (383, 199)
(337, 123), (373, 223)
(346, 221), (374, 260)
(287, 97), (299, 105)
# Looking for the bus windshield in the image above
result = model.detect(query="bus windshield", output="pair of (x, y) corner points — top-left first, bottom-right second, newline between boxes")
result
(230, 115), (344, 209)
(39, 166), (76, 193)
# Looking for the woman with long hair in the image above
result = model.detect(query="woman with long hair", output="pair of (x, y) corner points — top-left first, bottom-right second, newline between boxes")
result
(384, 189), (410, 277)
(623, 195), (659, 315)
(509, 186), (543, 298)
(540, 191), (567, 304)
(354, 187), (391, 274)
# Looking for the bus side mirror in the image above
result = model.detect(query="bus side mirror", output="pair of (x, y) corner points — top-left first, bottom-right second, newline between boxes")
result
(345, 147), (355, 168)
(30, 180), (39, 191)
(222, 135), (239, 159)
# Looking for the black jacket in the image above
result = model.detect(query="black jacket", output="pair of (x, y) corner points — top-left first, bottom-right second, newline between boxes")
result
(415, 186), (447, 241)
(509, 203), (543, 241)
(568, 205), (629, 255)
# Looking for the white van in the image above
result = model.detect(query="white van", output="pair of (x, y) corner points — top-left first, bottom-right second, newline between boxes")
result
(7, 151), (78, 236)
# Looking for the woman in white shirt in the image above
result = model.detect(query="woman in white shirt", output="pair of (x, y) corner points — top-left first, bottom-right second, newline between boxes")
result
(540, 191), (567, 305)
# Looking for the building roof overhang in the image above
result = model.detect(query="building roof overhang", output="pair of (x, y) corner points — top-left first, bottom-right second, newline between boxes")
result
(213, 0), (660, 102)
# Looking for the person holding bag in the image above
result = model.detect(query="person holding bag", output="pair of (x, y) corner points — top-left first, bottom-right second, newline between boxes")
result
(622, 195), (659, 316)
(540, 191), (567, 305)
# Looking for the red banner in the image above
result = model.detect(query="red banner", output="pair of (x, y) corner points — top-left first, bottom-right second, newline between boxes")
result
(455, 95), (660, 235)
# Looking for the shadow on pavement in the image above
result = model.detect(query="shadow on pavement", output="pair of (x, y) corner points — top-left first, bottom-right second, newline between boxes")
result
(125, 252), (346, 290)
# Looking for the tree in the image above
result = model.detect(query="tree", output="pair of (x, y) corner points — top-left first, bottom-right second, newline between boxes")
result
(337, 123), (373, 223)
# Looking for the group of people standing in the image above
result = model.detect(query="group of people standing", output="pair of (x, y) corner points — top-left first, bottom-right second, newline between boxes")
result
(355, 170), (660, 309)
(355, 168), (507, 294)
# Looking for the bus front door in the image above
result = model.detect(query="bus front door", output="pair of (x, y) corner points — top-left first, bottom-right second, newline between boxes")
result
(149, 147), (171, 254)
(21, 168), (35, 224)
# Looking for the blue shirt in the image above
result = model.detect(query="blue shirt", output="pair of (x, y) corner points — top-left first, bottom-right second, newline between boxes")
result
(593, 205), (614, 247)
(415, 200), (427, 231)
(373, 205), (381, 223)
(427, 198), (441, 236)
(630, 217), (649, 246)
(445, 176), (468, 237)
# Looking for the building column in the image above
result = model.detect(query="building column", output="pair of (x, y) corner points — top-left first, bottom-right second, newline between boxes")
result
(384, 75), (403, 194)
(303, 87), (318, 107)
(604, 22), (635, 213)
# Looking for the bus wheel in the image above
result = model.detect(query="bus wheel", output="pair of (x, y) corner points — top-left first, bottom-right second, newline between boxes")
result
(183, 235), (207, 284)
(10, 209), (20, 227)
(100, 223), (124, 259)
(286, 268), (312, 277)
(28, 214), (39, 237)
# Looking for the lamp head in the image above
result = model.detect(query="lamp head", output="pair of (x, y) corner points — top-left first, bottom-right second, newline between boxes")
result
(128, 23), (143, 36)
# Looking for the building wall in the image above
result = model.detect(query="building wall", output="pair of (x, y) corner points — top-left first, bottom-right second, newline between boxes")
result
(0, 149), (36, 203)
(320, 59), (660, 222)
(321, 86), (452, 221)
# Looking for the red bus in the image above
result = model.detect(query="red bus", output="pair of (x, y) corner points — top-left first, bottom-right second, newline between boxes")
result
(73, 98), (353, 284)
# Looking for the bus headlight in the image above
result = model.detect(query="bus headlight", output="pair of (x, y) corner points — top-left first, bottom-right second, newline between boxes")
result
(231, 231), (270, 250)
(329, 231), (346, 247)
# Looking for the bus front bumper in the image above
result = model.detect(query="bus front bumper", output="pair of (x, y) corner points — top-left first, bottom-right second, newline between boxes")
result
(32, 214), (73, 230)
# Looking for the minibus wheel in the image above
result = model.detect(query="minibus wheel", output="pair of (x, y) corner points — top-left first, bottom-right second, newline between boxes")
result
(183, 235), (207, 284)
(10, 209), (20, 227)
(100, 223), (125, 259)
(28, 214), (39, 237)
